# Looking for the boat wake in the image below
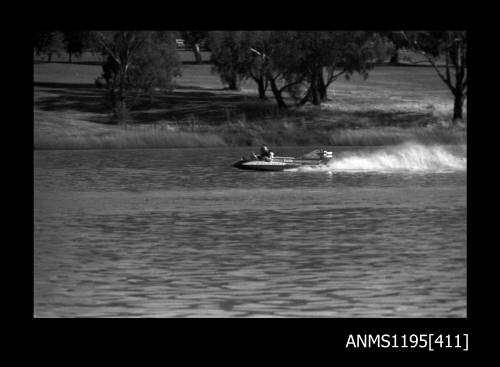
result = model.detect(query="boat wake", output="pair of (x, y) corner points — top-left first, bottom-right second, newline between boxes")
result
(294, 143), (467, 173)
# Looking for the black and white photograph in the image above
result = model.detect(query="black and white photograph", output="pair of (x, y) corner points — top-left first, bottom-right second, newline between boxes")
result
(33, 30), (467, 319)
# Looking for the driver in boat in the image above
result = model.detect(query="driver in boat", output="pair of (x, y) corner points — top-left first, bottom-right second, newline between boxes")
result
(258, 145), (274, 161)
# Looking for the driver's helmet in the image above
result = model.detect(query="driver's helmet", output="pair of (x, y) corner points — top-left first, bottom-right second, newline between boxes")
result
(260, 145), (269, 154)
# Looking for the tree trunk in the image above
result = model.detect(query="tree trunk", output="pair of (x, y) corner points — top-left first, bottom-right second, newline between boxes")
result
(48, 52), (52, 63)
(453, 91), (464, 122)
(118, 98), (127, 123)
(310, 71), (320, 106)
(116, 72), (128, 124)
(193, 43), (202, 64)
(299, 74), (327, 106)
(68, 52), (72, 63)
(311, 88), (320, 105)
(389, 47), (399, 64)
(299, 87), (311, 106)
(317, 72), (328, 102)
(109, 88), (116, 108)
(227, 73), (240, 91)
(255, 77), (267, 100)
(269, 77), (286, 108)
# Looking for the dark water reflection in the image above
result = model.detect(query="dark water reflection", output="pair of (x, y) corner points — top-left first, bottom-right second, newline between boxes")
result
(34, 146), (466, 317)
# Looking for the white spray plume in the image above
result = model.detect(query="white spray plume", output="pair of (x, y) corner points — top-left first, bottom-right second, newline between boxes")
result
(296, 143), (466, 173)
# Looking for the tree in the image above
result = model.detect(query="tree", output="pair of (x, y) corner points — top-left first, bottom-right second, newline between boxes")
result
(208, 31), (250, 90)
(285, 31), (388, 106)
(211, 31), (305, 107)
(208, 31), (390, 108)
(258, 31), (303, 108)
(378, 31), (405, 64)
(247, 48), (269, 99)
(402, 31), (467, 122)
(181, 31), (208, 64)
(34, 31), (64, 62)
(242, 31), (273, 100)
(63, 31), (91, 63)
(208, 31), (295, 103)
(94, 31), (181, 122)
(249, 31), (388, 108)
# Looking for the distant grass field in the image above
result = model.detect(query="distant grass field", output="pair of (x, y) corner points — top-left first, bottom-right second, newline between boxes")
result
(33, 50), (213, 64)
(34, 58), (466, 149)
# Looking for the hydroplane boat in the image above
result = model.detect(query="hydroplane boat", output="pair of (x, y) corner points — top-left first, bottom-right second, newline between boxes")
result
(232, 149), (333, 171)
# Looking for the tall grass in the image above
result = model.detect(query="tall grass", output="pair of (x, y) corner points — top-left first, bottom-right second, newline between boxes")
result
(212, 118), (466, 147)
(35, 126), (226, 150)
(327, 126), (466, 146)
(34, 121), (466, 150)
(34, 108), (466, 149)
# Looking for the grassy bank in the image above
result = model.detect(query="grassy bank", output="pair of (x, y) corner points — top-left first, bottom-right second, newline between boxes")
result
(35, 110), (465, 150)
(34, 62), (466, 149)
(34, 111), (226, 150)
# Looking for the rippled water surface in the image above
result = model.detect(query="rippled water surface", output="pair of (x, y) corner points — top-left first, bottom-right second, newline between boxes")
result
(34, 144), (467, 317)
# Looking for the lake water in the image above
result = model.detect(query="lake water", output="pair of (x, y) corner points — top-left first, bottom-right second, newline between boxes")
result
(34, 143), (467, 317)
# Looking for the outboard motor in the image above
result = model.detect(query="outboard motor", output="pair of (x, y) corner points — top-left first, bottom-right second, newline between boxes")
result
(318, 149), (333, 161)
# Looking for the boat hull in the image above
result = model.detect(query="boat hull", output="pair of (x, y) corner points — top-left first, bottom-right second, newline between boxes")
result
(232, 158), (331, 171)
(233, 149), (333, 171)
(232, 159), (300, 171)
